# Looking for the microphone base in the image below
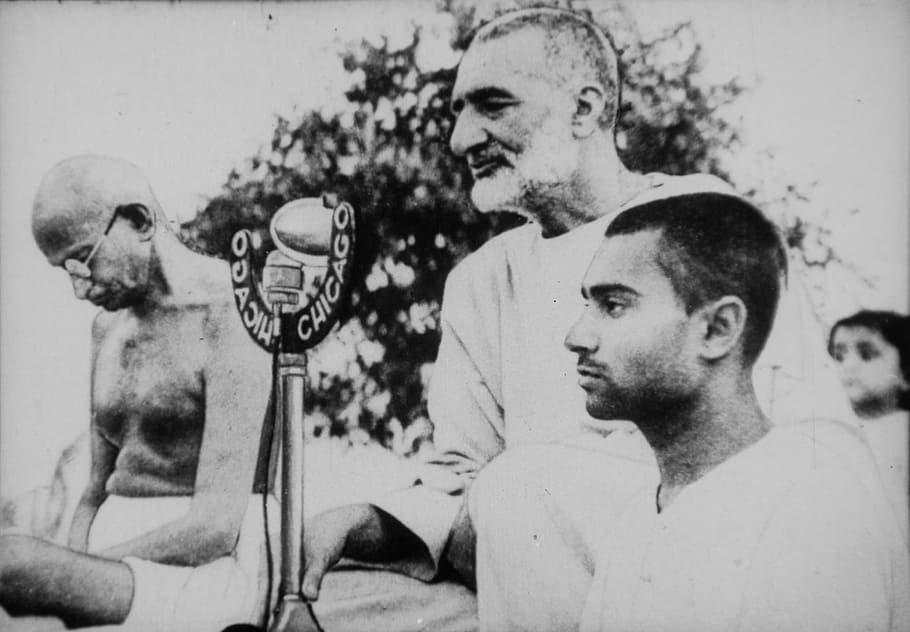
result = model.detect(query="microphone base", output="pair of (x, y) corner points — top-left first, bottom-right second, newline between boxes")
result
(220, 597), (322, 632)
(269, 596), (323, 632)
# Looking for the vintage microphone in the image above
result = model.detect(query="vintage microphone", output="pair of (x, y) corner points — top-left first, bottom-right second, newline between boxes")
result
(225, 195), (356, 632)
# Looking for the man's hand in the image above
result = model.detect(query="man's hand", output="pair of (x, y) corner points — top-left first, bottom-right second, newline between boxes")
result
(301, 504), (364, 600)
(301, 503), (427, 601)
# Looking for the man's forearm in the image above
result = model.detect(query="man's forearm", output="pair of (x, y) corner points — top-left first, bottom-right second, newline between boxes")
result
(97, 514), (237, 566)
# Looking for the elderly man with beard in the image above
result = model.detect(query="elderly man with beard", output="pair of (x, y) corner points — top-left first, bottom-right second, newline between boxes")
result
(299, 8), (855, 632)
(0, 155), (272, 631)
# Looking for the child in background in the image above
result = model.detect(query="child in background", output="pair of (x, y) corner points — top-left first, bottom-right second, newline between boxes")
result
(829, 310), (909, 539)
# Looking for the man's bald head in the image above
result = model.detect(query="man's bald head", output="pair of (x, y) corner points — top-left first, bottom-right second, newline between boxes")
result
(471, 8), (621, 129)
(32, 155), (163, 257)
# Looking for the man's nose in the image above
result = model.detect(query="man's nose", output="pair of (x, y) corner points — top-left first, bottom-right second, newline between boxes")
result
(564, 312), (596, 355)
(449, 108), (486, 157)
(839, 352), (862, 372)
(70, 276), (92, 300)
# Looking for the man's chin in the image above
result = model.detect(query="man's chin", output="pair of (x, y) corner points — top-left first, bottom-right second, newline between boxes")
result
(93, 293), (130, 311)
(585, 400), (624, 421)
(469, 174), (525, 214)
(94, 297), (118, 311)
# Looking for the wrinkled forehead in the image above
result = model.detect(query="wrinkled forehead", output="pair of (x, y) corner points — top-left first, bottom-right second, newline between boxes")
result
(455, 29), (555, 93)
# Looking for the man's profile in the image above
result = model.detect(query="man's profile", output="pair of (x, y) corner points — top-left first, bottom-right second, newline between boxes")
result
(552, 192), (907, 631)
(0, 155), (273, 631)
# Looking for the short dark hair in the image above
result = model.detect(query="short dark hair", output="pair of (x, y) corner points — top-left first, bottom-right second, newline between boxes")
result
(606, 192), (787, 365)
(829, 310), (910, 410)
(472, 7), (621, 129)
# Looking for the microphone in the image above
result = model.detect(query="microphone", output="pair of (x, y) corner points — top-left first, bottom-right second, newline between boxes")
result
(225, 195), (357, 632)
(229, 195), (356, 353)
(270, 196), (336, 262)
(263, 197), (334, 309)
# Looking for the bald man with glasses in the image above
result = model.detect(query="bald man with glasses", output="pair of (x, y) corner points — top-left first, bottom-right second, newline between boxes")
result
(0, 155), (274, 631)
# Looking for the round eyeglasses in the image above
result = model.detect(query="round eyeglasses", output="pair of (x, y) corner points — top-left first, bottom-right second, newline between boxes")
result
(62, 206), (122, 280)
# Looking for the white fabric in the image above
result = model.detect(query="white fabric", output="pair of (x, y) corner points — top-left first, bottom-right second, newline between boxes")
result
(860, 410), (910, 543)
(312, 565), (478, 632)
(373, 173), (855, 582)
(87, 494), (276, 632)
(579, 420), (910, 632)
(468, 431), (656, 632)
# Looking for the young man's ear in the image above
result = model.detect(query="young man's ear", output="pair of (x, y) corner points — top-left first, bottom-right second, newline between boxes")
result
(118, 203), (156, 241)
(572, 85), (606, 138)
(697, 296), (748, 361)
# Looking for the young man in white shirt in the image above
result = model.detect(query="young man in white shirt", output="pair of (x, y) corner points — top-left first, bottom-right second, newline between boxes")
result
(546, 191), (907, 631)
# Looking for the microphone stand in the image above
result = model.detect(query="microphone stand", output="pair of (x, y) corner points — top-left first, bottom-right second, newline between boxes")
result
(269, 310), (320, 632)
(225, 197), (356, 632)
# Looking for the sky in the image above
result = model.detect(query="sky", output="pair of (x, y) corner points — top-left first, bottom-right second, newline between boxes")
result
(1, 0), (908, 498)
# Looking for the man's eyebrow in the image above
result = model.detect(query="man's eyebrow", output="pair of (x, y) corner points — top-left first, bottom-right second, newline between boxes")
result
(581, 283), (639, 301)
(451, 86), (517, 112)
(468, 87), (517, 101)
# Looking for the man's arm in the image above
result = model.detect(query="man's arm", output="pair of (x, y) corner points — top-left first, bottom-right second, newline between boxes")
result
(69, 313), (118, 552)
(370, 260), (507, 577)
(302, 255), (507, 591)
(98, 303), (271, 565)
(67, 428), (116, 552)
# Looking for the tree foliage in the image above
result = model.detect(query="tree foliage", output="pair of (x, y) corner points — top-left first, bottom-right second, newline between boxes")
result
(181, 0), (757, 452)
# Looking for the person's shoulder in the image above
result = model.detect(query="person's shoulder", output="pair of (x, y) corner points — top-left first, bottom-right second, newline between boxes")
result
(623, 172), (736, 210)
(156, 249), (241, 335)
(758, 420), (905, 558)
(182, 252), (235, 306)
(765, 419), (887, 505)
(446, 222), (539, 290)
(767, 418), (871, 469)
(160, 249), (236, 319)
(775, 417), (867, 453)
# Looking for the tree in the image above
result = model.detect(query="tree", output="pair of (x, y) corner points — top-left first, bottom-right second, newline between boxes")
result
(180, 0), (797, 452)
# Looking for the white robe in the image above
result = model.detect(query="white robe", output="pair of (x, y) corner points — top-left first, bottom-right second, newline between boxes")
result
(860, 410), (910, 542)
(579, 420), (909, 632)
(374, 173), (855, 580)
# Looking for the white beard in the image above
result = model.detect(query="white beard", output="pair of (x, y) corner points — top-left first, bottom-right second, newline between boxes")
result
(470, 116), (579, 215)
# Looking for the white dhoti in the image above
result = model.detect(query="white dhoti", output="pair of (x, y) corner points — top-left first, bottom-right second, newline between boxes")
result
(84, 494), (275, 632)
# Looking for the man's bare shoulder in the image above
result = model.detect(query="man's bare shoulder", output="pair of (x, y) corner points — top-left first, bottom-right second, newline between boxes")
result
(182, 255), (269, 364)
(90, 251), (240, 345)
(168, 250), (235, 308)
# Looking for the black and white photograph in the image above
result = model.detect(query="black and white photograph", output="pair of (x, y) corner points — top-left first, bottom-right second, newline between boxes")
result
(1, 1), (908, 630)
